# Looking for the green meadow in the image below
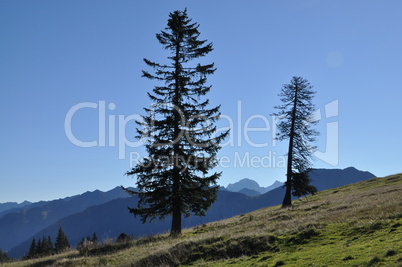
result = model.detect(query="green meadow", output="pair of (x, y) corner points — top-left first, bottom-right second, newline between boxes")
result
(4, 174), (401, 267)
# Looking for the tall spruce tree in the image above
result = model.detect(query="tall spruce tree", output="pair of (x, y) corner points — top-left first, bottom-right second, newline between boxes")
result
(123, 9), (227, 236)
(36, 238), (42, 256)
(28, 238), (37, 258)
(41, 236), (48, 255)
(273, 76), (319, 207)
(55, 227), (70, 253)
(91, 232), (98, 244)
(45, 236), (54, 255)
(26, 235), (54, 259)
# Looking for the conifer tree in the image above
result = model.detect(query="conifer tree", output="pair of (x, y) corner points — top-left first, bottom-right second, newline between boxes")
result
(0, 248), (9, 263)
(55, 227), (70, 253)
(91, 232), (98, 244)
(28, 238), (37, 258)
(77, 237), (86, 247)
(46, 236), (54, 255)
(291, 171), (317, 198)
(36, 238), (43, 256)
(41, 236), (47, 255)
(123, 9), (227, 236)
(273, 76), (319, 207)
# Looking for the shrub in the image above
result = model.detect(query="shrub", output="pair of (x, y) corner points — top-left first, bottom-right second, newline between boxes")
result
(385, 249), (396, 257)
(368, 255), (380, 266)
(343, 256), (354, 261)
(273, 260), (285, 266)
(0, 248), (10, 263)
(117, 233), (134, 243)
(77, 239), (99, 256)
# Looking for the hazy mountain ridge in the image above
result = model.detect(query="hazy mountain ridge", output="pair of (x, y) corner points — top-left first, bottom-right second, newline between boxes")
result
(5, 170), (397, 267)
(309, 167), (376, 191)
(237, 188), (261, 196)
(0, 201), (32, 218)
(0, 187), (130, 252)
(225, 178), (283, 195)
(3, 167), (375, 258)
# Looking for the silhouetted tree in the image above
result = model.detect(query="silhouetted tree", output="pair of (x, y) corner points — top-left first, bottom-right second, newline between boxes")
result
(115, 232), (134, 243)
(26, 235), (54, 259)
(28, 238), (37, 258)
(0, 248), (10, 263)
(91, 232), (98, 244)
(77, 233), (99, 256)
(54, 227), (70, 253)
(36, 238), (43, 256)
(291, 171), (317, 198)
(45, 236), (54, 255)
(41, 236), (47, 255)
(273, 76), (319, 207)
(77, 237), (86, 246)
(123, 9), (228, 236)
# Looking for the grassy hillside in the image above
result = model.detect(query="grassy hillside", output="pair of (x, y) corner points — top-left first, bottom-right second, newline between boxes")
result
(4, 174), (402, 267)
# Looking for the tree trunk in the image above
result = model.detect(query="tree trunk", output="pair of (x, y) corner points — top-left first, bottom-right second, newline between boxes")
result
(170, 161), (182, 236)
(282, 140), (293, 207)
(170, 204), (182, 237)
(282, 84), (299, 208)
(170, 39), (182, 237)
(282, 170), (293, 207)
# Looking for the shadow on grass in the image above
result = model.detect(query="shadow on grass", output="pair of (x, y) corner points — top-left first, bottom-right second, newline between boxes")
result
(28, 259), (57, 267)
(132, 235), (278, 267)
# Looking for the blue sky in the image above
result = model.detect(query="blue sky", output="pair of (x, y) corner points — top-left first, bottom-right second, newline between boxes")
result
(1, 1), (401, 203)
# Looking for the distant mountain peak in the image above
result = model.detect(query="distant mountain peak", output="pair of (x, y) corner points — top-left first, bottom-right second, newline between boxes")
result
(344, 166), (357, 171)
(226, 178), (283, 196)
(0, 201), (32, 215)
(272, 180), (283, 186)
(342, 166), (375, 176)
(231, 178), (260, 185)
(239, 178), (258, 182)
(227, 178), (261, 193)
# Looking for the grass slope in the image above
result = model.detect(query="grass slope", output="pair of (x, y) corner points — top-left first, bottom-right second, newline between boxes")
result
(4, 174), (402, 267)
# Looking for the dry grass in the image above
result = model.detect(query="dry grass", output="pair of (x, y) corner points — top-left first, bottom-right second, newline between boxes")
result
(3, 174), (402, 266)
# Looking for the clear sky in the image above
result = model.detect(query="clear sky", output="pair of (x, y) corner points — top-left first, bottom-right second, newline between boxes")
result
(1, 1), (401, 203)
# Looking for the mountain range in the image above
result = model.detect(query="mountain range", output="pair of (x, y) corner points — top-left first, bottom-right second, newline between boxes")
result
(225, 178), (283, 196)
(0, 167), (375, 258)
(0, 201), (31, 215)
